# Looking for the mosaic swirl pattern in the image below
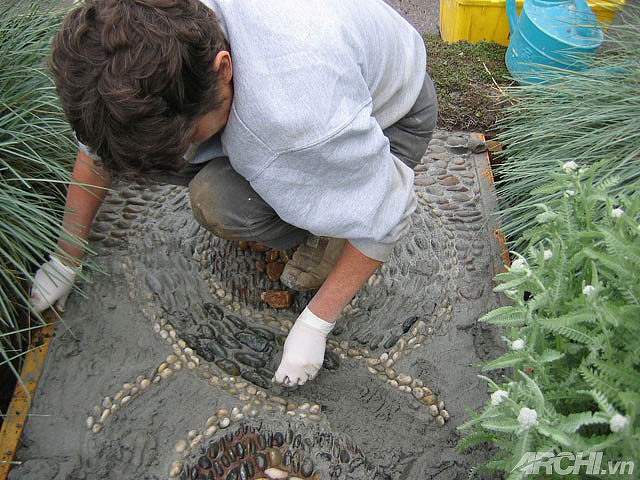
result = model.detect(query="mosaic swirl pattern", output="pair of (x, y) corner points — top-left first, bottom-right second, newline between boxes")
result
(80, 131), (493, 479)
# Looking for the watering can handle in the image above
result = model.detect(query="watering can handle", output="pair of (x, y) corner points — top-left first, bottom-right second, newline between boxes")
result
(506, 0), (518, 36)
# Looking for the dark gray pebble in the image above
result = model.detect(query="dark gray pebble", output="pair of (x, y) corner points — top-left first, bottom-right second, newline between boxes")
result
(323, 350), (340, 370)
(383, 335), (401, 349)
(402, 316), (418, 334)
(198, 456), (212, 469)
(236, 332), (269, 352)
(204, 339), (227, 359)
(215, 359), (241, 376)
(145, 274), (163, 294)
(226, 314), (247, 330)
(240, 371), (270, 389)
(234, 352), (266, 369)
(217, 335), (241, 350)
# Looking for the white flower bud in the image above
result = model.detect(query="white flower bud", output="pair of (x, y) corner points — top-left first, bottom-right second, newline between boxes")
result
(582, 285), (596, 296)
(610, 413), (629, 433)
(611, 208), (624, 218)
(543, 250), (553, 260)
(562, 161), (578, 173)
(511, 339), (525, 351)
(510, 258), (527, 271)
(564, 190), (576, 196)
(491, 390), (509, 406)
(518, 407), (538, 429)
(535, 211), (558, 224)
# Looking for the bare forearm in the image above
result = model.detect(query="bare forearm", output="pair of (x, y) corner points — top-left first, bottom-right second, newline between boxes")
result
(57, 152), (112, 265)
(307, 241), (381, 323)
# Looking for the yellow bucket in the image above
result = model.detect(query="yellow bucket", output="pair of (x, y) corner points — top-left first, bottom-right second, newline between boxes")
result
(439, 0), (625, 45)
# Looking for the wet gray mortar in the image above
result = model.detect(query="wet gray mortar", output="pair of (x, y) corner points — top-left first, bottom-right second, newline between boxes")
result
(10, 131), (506, 480)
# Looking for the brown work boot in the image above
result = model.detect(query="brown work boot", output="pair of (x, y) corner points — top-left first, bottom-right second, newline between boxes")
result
(280, 236), (346, 291)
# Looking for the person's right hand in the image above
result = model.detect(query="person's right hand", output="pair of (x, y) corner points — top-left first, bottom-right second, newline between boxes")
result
(30, 256), (78, 313)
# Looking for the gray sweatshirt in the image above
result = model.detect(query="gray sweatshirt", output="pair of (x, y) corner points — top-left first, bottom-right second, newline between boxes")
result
(81, 0), (426, 261)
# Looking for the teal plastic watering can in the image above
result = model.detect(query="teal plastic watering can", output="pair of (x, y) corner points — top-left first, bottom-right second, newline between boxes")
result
(505, 0), (604, 83)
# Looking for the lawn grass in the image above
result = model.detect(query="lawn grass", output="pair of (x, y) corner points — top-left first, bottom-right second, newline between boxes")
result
(424, 35), (512, 134)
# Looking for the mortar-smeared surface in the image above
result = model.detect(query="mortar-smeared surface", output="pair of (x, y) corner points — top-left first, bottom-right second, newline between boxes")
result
(11, 131), (506, 480)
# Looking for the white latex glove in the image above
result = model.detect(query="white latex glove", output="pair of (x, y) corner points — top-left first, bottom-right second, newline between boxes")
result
(273, 307), (335, 387)
(30, 255), (78, 313)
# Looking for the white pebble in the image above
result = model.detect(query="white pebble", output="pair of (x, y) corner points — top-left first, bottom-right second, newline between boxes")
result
(140, 379), (151, 390)
(265, 467), (289, 479)
(205, 425), (218, 436)
(187, 361), (196, 370)
(121, 395), (132, 405)
(205, 415), (218, 427)
(219, 417), (230, 428)
(166, 354), (178, 364)
(168, 460), (182, 478)
(159, 330), (169, 339)
(188, 429), (198, 439)
(123, 382), (134, 390)
(397, 374), (412, 386)
(86, 416), (95, 429)
(92, 423), (102, 434)
(114, 390), (125, 402)
(110, 404), (119, 413)
(190, 434), (203, 448)
(177, 339), (187, 349)
(173, 362), (183, 370)
(174, 439), (188, 453)
(160, 368), (173, 379)
(100, 409), (111, 423)
(153, 323), (161, 333)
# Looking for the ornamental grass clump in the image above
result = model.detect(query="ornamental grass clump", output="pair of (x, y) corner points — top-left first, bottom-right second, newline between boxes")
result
(0, 1), (79, 388)
(492, 4), (640, 248)
(458, 163), (639, 479)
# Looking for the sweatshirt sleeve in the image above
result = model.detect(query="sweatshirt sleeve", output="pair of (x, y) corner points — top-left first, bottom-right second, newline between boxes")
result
(248, 101), (417, 262)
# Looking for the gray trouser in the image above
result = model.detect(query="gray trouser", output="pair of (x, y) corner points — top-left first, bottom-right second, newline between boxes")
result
(157, 73), (438, 250)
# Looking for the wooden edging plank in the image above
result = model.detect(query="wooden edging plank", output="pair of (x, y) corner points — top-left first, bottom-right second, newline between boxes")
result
(0, 319), (55, 479)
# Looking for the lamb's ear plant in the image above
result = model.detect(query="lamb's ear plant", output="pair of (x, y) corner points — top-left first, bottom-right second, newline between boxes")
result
(1, 0), (85, 395)
(458, 163), (639, 479)
(492, 4), (640, 248)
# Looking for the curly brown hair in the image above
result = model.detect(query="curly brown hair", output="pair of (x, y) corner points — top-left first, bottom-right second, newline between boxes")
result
(50, 0), (228, 175)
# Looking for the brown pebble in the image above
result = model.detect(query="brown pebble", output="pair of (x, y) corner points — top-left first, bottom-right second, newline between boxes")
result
(267, 447), (283, 467)
(414, 176), (436, 186)
(266, 262), (285, 282)
(279, 250), (289, 263)
(423, 395), (437, 406)
(110, 229), (128, 238)
(88, 232), (106, 241)
(261, 290), (292, 309)
(266, 250), (279, 263)
(249, 241), (271, 252)
(439, 175), (459, 186)
(122, 212), (138, 220)
(238, 240), (249, 250)
(256, 260), (266, 273)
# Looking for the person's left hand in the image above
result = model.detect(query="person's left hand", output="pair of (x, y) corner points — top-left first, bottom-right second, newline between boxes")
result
(273, 307), (335, 386)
